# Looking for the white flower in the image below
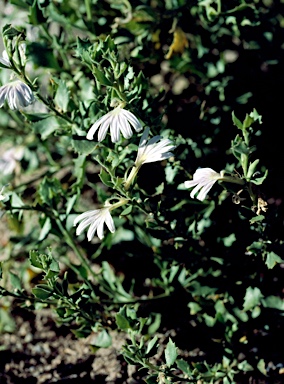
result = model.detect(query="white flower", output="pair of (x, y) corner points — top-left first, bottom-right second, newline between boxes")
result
(74, 206), (115, 241)
(0, 146), (24, 175)
(124, 127), (175, 190)
(185, 167), (222, 201)
(0, 80), (35, 110)
(0, 45), (27, 68)
(0, 50), (11, 67)
(0, 184), (9, 202)
(135, 127), (175, 167)
(0, 185), (7, 201)
(87, 106), (143, 143)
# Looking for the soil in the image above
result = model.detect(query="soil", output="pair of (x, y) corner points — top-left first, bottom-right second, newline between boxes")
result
(0, 307), (141, 384)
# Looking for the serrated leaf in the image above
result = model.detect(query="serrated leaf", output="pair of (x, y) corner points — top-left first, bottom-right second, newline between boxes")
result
(265, 252), (283, 269)
(165, 338), (177, 368)
(243, 287), (263, 311)
(176, 359), (192, 375)
(251, 169), (268, 185)
(54, 80), (70, 113)
(38, 177), (63, 205)
(9, 272), (22, 291)
(92, 67), (113, 86)
(249, 108), (262, 124)
(29, 250), (43, 269)
(33, 116), (62, 140)
(261, 295), (284, 310)
(93, 330), (112, 348)
(2, 24), (23, 38)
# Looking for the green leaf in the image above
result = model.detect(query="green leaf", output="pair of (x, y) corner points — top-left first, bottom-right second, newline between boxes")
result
(116, 313), (130, 330)
(38, 177), (63, 205)
(146, 336), (159, 356)
(45, 259), (60, 279)
(226, 4), (255, 13)
(29, 250), (43, 269)
(54, 80), (70, 113)
(39, 217), (51, 241)
(2, 24), (23, 38)
(10, 192), (24, 209)
(93, 330), (112, 348)
(32, 286), (52, 299)
(249, 108), (262, 124)
(257, 359), (267, 376)
(246, 159), (259, 180)
(92, 67), (113, 86)
(165, 338), (177, 368)
(72, 155), (86, 189)
(66, 195), (77, 216)
(176, 359), (192, 375)
(71, 138), (96, 155)
(28, 0), (47, 25)
(265, 252), (283, 269)
(22, 112), (51, 122)
(249, 215), (265, 224)
(120, 205), (132, 216)
(243, 114), (254, 129)
(9, 272), (22, 291)
(232, 111), (243, 130)
(243, 287), (263, 311)
(262, 295), (284, 311)
(33, 116), (62, 140)
(251, 169), (268, 185)
(99, 168), (113, 187)
(148, 313), (161, 335)
(188, 302), (202, 315)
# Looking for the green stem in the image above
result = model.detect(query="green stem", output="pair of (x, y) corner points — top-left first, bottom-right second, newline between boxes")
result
(112, 83), (127, 102)
(102, 291), (170, 305)
(52, 210), (97, 280)
(34, 92), (74, 124)
(84, 0), (92, 20)
(219, 175), (246, 186)
(124, 165), (142, 191)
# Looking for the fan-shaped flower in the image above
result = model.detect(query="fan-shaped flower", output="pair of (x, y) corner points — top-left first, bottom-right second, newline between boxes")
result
(87, 106), (142, 143)
(185, 168), (222, 201)
(0, 185), (8, 201)
(135, 127), (175, 167)
(124, 127), (175, 190)
(0, 80), (35, 110)
(0, 146), (24, 175)
(0, 50), (11, 68)
(74, 206), (115, 241)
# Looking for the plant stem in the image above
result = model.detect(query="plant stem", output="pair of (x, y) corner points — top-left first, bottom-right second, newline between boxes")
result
(52, 210), (97, 280)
